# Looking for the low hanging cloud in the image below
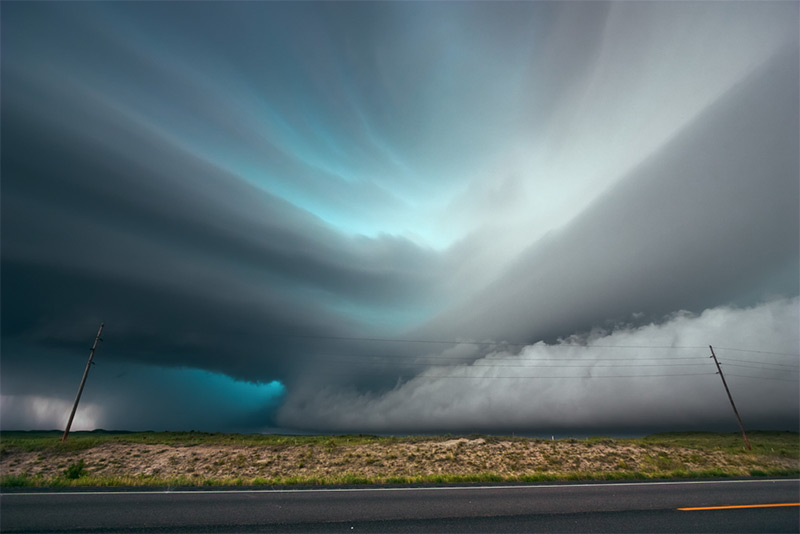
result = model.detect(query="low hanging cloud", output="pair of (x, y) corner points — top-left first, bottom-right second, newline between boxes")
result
(0, 395), (102, 432)
(277, 297), (799, 434)
(0, 365), (286, 433)
(1, 2), (797, 434)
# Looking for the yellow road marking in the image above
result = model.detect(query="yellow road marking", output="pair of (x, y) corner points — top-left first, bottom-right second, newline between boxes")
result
(679, 503), (800, 511)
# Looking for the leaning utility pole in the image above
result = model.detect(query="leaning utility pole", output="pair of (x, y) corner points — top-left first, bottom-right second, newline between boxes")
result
(709, 345), (751, 450)
(62, 323), (104, 442)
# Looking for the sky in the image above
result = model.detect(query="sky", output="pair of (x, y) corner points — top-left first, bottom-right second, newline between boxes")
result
(1, 1), (798, 436)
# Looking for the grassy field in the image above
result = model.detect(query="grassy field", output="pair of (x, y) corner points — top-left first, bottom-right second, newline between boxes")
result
(1, 430), (797, 488)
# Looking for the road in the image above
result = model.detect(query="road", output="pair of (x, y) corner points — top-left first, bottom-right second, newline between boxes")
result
(1, 479), (798, 533)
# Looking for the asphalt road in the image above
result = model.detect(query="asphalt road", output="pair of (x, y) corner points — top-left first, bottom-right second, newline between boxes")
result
(1, 479), (798, 533)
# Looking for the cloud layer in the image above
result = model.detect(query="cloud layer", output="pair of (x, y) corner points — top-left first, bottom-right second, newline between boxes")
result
(278, 298), (800, 434)
(1, 2), (797, 433)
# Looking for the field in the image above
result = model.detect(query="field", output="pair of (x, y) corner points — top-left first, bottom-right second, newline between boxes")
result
(1, 431), (797, 488)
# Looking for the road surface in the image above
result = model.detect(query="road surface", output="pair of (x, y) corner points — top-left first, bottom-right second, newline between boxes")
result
(2, 478), (798, 532)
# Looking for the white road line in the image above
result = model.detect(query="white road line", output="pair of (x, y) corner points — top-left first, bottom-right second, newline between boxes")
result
(1, 478), (797, 497)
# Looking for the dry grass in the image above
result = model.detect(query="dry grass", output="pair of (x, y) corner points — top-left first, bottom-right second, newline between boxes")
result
(1, 431), (797, 487)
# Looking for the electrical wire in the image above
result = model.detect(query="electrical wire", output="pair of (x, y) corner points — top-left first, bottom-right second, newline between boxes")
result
(273, 334), (797, 384)
(311, 358), (712, 369)
(712, 346), (800, 357)
(726, 373), (799, 383)
(272, 332), (715, 351)
(722, 362), (800, 372)
(300, 370), (717, 380)
(721, 357), (800, 369)
(416, 372), (716, 379)
(316, 353), (708, 362)
(274, 333), (797, 361)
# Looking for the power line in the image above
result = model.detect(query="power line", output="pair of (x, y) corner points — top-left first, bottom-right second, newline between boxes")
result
(722, 357), (800, 369)
(302, 370), (716, 380)
(62, 323), (104, 442)
(726, 373), (800, 383)
(713, 346), (800, 357)
(274, 332), (714, 351)
(411, 372), (716, 379)
(722, 362), (800, 372)
(709, 346), (751, 450)
(279, 334), (797, 385)
(295, 345), (800, 383)
(311, 352), (708, 363)
(312, 358), (711, 369)
(276, 333), (797, 360)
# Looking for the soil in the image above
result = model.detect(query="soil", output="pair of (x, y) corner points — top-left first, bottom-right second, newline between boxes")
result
(2, 437), (796, 483)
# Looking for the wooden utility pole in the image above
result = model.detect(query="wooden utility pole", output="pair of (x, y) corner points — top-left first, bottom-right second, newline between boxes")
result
(709, 345), (751, 450)
(62, 323), (104, 442)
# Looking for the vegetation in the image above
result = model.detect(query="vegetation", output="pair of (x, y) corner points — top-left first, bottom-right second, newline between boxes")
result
(1, 431), (796, 488)
(641, 431), (799, 456)
(0, 430), (409, 453)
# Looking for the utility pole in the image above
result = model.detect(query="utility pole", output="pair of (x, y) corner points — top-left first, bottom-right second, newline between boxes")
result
(62, 323), (104, 442)
(709, 345), (751, 450)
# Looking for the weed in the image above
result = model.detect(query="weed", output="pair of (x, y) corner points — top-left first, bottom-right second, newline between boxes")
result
(64, 459), (86, 479)
(1, 474), (31, 487)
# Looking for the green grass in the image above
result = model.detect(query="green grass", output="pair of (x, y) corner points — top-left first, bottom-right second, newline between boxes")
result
(0, 430), (414, 454)
(5, 430), (791, 455)
(63, 459), (86, 479)
(4, 467), (796, 489)
(641, 431), (799, 456)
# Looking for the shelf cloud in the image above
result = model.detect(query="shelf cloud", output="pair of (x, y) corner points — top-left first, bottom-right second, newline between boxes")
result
(2, 1), (797, 434)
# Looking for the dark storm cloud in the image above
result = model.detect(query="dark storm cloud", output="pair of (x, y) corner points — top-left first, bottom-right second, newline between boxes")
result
(418, 43), (800, 346)
(1, 86), (441, 384)
(1, 2), (445, 425)
(276, 40), (800, 433)
(278, 298), (800, 434)
(1, 1), (797, 433)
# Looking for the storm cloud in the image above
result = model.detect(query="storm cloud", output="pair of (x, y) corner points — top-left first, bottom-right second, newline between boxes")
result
(1, 1), (797, 434)
(279, 298), (799, 434)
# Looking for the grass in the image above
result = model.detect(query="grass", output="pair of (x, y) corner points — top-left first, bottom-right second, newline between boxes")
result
(641, 431), (799, 456)
(0, 430), (410, 454)
(3, 466), (796, 489)
(63, 459), (86, 479)
(1, 431), (797, 488)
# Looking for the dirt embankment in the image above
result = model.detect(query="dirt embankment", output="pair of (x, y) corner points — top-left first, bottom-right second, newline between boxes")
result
(2, 437), (796, 483)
